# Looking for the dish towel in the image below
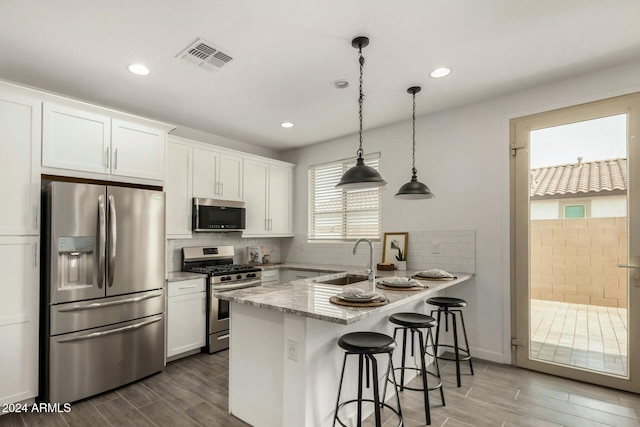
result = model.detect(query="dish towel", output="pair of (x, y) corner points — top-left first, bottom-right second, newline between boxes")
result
(414, 268), (454, 279)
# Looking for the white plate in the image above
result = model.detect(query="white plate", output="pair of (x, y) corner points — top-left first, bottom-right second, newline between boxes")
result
(381, 280), (418, 288)
(336, 293), (379, 302)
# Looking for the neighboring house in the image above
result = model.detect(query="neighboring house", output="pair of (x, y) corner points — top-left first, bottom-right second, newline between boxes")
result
(530, 158), (627, 219)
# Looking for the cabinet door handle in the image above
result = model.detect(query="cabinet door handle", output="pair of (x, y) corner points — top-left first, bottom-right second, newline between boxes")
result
(34, 242), (38, 268)
(269, 218), (273, 231)
(34, 206), (38, 230)
(105, 148), (110, 168)
(179, 285), (198, 289)
(114, 148), (118, 170)
(220, 181), (224, 196)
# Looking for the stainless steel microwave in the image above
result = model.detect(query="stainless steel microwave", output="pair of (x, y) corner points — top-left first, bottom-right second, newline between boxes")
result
(192, 198), (246, 232)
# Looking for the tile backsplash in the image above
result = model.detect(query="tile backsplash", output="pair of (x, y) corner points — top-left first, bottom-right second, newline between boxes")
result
(167, 233), (288, 272)
(280, 230), (476, 273)
(167, 230), (475, 274)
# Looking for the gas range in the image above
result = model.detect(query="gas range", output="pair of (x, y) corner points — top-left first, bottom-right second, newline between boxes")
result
(181, 246), (262, 290)
(181, 246), (262, 354)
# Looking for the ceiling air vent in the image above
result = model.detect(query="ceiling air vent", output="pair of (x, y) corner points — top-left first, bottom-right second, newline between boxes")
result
(177, 38), (233, 72)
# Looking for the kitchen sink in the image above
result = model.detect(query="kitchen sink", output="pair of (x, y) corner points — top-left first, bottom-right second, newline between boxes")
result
(315, 274), (370, 286)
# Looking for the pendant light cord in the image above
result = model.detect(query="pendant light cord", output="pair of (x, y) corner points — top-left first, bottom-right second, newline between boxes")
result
(357, 45), (365, 158)
(411, 91), (417, 178)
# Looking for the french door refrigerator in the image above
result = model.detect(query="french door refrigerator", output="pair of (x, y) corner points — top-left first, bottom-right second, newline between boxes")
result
(40, 181), (165, 403)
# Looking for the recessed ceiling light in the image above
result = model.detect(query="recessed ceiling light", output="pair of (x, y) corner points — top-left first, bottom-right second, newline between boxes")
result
(280, 122), (294, 128)
(430, 67), (451, 78)
(332, 79), (350, 89)
(127, 63), (150, 76)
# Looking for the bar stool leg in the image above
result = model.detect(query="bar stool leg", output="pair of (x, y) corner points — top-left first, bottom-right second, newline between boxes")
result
(387, 355), (403, 421)
(416, 329), (431, 425)
(458, 309), (475, 376)
(400, 328), (408, 389)
(333, 353), (349, 427)
(369, 354), (382, 427)
(426, 328), (445, 406)
(357, 354), (364, 427)
(451, 312), (462, 387)
(433, 309), (442, 360)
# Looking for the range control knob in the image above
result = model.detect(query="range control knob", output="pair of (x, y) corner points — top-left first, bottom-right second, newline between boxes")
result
(236, 275), (242, 280)
(247, 273), (255, 278)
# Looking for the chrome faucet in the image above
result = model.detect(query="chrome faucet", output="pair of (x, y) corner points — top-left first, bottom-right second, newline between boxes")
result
(353, 238), (375, 287)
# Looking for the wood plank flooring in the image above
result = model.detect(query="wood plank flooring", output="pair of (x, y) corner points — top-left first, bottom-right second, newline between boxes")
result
(1, 350), (639, 426)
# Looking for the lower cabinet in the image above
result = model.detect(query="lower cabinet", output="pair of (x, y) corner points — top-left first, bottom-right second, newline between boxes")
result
(166, 278), (206, 360)
(0, 236), (39, 405)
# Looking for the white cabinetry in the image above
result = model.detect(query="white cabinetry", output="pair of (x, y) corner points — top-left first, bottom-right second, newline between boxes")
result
(0, 236), (39, 405)
(42, 102), (170, 183)
(192, 148), (242, 201)
(166, 278), (206, 360)
(166, 141), (193, 238)
(243, 159), (293, 237)
(0, 86), (40, 406)
(261, 269), (281, 285)
(0, 91), (41, 236)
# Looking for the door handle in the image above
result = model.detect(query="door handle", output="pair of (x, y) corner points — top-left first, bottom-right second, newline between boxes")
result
(108, 194), (117, 287)
(104, 148), (110, 168)
(617, 264), (639, 269)
(57, 316), (162, 343)
(58, 290), (163, 312)
(220, 181), (224, 196)
(98, 194), (106, 289)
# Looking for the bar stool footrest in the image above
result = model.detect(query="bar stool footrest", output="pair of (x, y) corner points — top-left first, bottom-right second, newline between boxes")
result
(390, 367), (443, 392)
(334, 399), (402, 427)
(426, 344), (472, 362)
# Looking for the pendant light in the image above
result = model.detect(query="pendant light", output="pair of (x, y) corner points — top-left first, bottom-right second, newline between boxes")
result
(394, 86), (435, 199)
(335, 36), (388, 190)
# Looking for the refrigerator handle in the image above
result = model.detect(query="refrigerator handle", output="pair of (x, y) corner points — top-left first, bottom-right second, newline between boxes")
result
(56, 315), (163, 343)
(97, 194), (106, 289)
(108, 194), (117, 287)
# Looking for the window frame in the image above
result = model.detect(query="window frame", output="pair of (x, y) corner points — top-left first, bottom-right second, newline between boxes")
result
(307, 153), (382, 242)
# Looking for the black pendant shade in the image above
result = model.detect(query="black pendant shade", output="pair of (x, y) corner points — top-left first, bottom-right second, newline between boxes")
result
(335, 36), (388, 191)
(395, 86), (434, 199)
(336, 156), (388, 189)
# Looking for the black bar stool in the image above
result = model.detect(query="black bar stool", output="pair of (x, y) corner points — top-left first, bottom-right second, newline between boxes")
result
(383, 313), (444, 426)
(426, 297), (474, 387)
(333, 331), (403, 427)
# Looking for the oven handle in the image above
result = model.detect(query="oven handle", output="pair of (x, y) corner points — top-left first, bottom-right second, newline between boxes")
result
(57, 316), (162, 343)
(57, 290), (163, 312)
(211, 278), (262, 291)
(217, 334), (230, 341)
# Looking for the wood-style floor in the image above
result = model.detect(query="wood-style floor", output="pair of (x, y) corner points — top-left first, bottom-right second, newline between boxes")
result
(1, 350), (639, 427)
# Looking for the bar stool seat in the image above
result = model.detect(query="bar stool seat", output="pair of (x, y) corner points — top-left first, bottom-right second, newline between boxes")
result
(384, 313), (444, 426)
(333, 332), (403, 427)
(426, 297), (474, 387)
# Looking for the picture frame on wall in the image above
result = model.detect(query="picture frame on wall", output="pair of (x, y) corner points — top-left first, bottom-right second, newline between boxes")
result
(382, 232), (409, 265)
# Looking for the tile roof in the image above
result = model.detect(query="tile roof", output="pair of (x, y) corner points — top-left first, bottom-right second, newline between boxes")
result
(530, 158), (626, 197)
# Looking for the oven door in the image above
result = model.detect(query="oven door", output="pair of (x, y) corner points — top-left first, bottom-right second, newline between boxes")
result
(210, 292), (230, 334)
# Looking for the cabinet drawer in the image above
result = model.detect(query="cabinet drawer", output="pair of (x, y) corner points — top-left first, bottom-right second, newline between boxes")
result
(168, 278), (206, 297)
(261, 269), (280, 284)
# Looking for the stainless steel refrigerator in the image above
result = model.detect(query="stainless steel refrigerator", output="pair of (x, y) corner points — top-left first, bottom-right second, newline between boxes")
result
(40, 181), (165, 403)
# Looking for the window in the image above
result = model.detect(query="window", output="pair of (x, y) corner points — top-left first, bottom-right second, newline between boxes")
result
(308, 154), (381, 241)
(560, 200), (590, 218)
(564, 204), (586, 218)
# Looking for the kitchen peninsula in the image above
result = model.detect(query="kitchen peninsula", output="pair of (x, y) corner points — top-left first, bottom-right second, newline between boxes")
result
(216, 269), (473, 427)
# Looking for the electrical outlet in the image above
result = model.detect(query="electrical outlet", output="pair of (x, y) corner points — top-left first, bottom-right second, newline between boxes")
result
(431, 242), (440, 254)
(287, 338), (299, 361)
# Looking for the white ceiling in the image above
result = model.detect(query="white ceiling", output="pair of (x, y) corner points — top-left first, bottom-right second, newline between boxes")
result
(1, 0), (640, 151)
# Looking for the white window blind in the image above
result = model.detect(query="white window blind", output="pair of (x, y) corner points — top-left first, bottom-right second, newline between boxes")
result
(308, 154), (381, 240)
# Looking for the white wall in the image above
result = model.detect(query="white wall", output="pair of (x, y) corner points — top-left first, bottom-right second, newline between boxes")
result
(170, 125), (281, 159)
(592, 195), (627, 217)
(281, 60), (640, 364)
(530, 195), (627, 219)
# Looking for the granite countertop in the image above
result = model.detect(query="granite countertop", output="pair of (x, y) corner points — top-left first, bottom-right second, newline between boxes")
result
(214, 269), (473, 325)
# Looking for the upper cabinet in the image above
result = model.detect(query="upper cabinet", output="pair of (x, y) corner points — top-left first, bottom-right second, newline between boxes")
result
(192, 148), (243, 201)
(165, 136), (294, 239)
(0, 90), (41, 236)
(42, 102), (172, 184)
(166, 140), (193, 238)
(243, 159), (293, 237)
